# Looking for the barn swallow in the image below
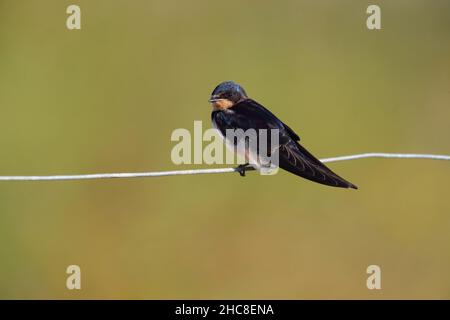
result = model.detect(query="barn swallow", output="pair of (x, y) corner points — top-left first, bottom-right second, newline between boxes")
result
(210, 81), (357, 189)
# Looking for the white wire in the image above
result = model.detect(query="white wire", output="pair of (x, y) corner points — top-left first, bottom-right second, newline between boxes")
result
(320, 152), (450, 163)
(0, 153), (448, 181)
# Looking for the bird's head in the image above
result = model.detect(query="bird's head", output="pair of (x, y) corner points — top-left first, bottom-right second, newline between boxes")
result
(209, 81), (248, 110)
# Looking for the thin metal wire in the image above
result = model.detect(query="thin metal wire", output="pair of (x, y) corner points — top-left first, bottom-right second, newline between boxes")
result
(320, 152), (450, 163)
(0, 153), (448, 181)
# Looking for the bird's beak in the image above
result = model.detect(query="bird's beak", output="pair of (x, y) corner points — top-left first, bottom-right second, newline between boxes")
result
(208, 95), (221, 103)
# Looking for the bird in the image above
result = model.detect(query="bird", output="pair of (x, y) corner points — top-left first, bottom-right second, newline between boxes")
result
(209, 81), (357, 189)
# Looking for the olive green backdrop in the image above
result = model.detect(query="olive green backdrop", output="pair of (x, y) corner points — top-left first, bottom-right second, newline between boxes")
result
(0, 0), (449, 299)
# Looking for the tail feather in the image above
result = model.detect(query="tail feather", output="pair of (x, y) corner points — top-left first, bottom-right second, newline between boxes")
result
(278, 141), (358, 189)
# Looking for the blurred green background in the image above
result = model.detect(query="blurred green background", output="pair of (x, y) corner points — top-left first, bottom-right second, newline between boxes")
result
(0, 0), (449, 299)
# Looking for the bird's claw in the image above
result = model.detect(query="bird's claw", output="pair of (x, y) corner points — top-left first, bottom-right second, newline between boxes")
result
(236, 164), (248, 177)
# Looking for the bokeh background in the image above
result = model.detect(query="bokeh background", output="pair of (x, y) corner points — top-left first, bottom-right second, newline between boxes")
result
(0, 0), (449, 299)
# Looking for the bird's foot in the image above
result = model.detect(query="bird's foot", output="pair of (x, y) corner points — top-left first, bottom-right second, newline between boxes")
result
(236, 164), (249, 177)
